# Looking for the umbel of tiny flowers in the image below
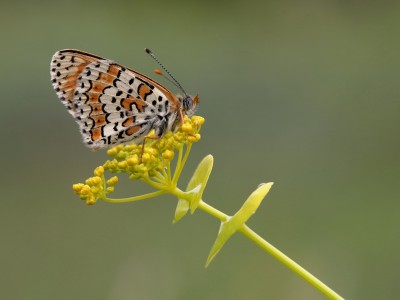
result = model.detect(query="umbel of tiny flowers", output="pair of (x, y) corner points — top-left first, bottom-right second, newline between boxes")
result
(73, 115), (202, 205)
(72, 115), (344, 300)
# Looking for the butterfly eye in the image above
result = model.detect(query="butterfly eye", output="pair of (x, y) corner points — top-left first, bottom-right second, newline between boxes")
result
(182, 95), (192, 111)
(182, 95), (199, 117)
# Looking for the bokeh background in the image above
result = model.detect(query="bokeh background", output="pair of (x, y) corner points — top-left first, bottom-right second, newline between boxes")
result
(1, 1), (399, 299)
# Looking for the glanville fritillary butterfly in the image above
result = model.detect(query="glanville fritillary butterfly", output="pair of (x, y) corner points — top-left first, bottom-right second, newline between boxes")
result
(50, 48), (199, 150)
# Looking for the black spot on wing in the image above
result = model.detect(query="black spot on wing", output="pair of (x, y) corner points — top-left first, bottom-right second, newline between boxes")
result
(136, 77), (155, 90)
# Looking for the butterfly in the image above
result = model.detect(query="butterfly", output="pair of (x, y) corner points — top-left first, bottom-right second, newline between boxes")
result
(50, 49), (199, 150)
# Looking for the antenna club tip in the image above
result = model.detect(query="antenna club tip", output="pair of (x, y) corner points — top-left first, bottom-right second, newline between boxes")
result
(145, 48), (152, 54)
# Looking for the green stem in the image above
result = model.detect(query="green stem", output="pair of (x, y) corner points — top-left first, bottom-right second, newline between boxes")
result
(165, 161), (171, 181)
(172, 144), (192, 185)
(195, 199), (343, 299)
(153, 171), (167, 185)
(100, 142), (343, 299)
(179, 144), (192, 174)
(142, 176), (166, 191)
(198, 200), (229, 221)
(172, 146), (184, 184)
(102, 190), (166, 203)
(239, 225), (343, 299)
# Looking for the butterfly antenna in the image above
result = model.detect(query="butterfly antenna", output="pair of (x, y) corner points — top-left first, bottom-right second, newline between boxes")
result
(145, 48), (188, 96)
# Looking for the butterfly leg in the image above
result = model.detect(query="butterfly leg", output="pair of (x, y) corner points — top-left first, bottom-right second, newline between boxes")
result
(140, 135), (161, 162)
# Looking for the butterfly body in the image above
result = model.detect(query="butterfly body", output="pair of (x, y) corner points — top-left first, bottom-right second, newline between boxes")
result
(50, 49), (198, 150)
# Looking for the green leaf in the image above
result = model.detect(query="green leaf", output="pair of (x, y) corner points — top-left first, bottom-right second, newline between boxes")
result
(173, 198), (190, 223)
(186, 155), (214, 213)
(232, 182), (273, 225)
(205, 182), (273, 267)
(173, 155), (213, 223)
(205, 219), (236, 267)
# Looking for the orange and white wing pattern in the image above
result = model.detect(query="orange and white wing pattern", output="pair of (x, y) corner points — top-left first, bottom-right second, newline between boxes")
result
(50, 49), (186, 150)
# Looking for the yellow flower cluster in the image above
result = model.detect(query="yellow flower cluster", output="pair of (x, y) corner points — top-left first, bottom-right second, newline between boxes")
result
(72, 115), (204, 205)
(72, 166), (118, 205)
(103, 115), (203, 179)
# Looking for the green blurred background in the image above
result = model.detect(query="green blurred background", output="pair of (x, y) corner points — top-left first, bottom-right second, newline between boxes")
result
(1, 1), (399, 299)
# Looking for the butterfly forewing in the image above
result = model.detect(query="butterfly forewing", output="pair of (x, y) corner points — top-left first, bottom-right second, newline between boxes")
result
(50, 49), (179, 149)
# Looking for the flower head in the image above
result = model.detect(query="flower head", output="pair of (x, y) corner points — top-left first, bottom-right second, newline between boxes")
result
(103, 115), (203, 178)
(73, 115), (204, 205)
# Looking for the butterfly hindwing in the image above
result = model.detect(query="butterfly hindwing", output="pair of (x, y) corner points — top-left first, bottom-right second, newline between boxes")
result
(50, 49), (179, 149)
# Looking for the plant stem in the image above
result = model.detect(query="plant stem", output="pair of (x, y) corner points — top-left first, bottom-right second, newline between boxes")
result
(100, 146), (343, 299)
(102, 190), (166, 203)
(172, 146), (184, 185)
(172, 144), (192, 185)
(196, 200), (343, 299)
(198, 200), (229, 221)
(239, 225), (344, 300)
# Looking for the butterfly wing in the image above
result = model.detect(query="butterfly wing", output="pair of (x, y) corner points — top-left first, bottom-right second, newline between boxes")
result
(50, 49), (180, 150)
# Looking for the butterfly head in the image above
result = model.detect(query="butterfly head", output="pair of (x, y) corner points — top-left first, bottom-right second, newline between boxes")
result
(180, 94), (199, 117)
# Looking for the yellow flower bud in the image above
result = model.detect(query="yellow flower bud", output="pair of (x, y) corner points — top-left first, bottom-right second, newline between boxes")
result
(91, 176), (102, 185)
(72, 183), (84, 193)
(174, 133), (183, 142)
(106, 187), (114, 193)
(94, 166), (104, 176)
(141, 153), (151, 162)
(118, 161), (128, 169)
(86, 196), (96, 205)
(162, 150), (174, 160)
(80, 185), (91, 195)
(129, 174), (140, 180)
(124, 144), (136, 152)
(192, 116), (205, 125)
(127, 155), (139, 166)
(181, 123), (193, 133)
(105, 160), (118, 172)
(106, 176), (118, 186)
(91, 186), (100, 194)
(107, 147), (118, 157)
(138, 166), (148, 174)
